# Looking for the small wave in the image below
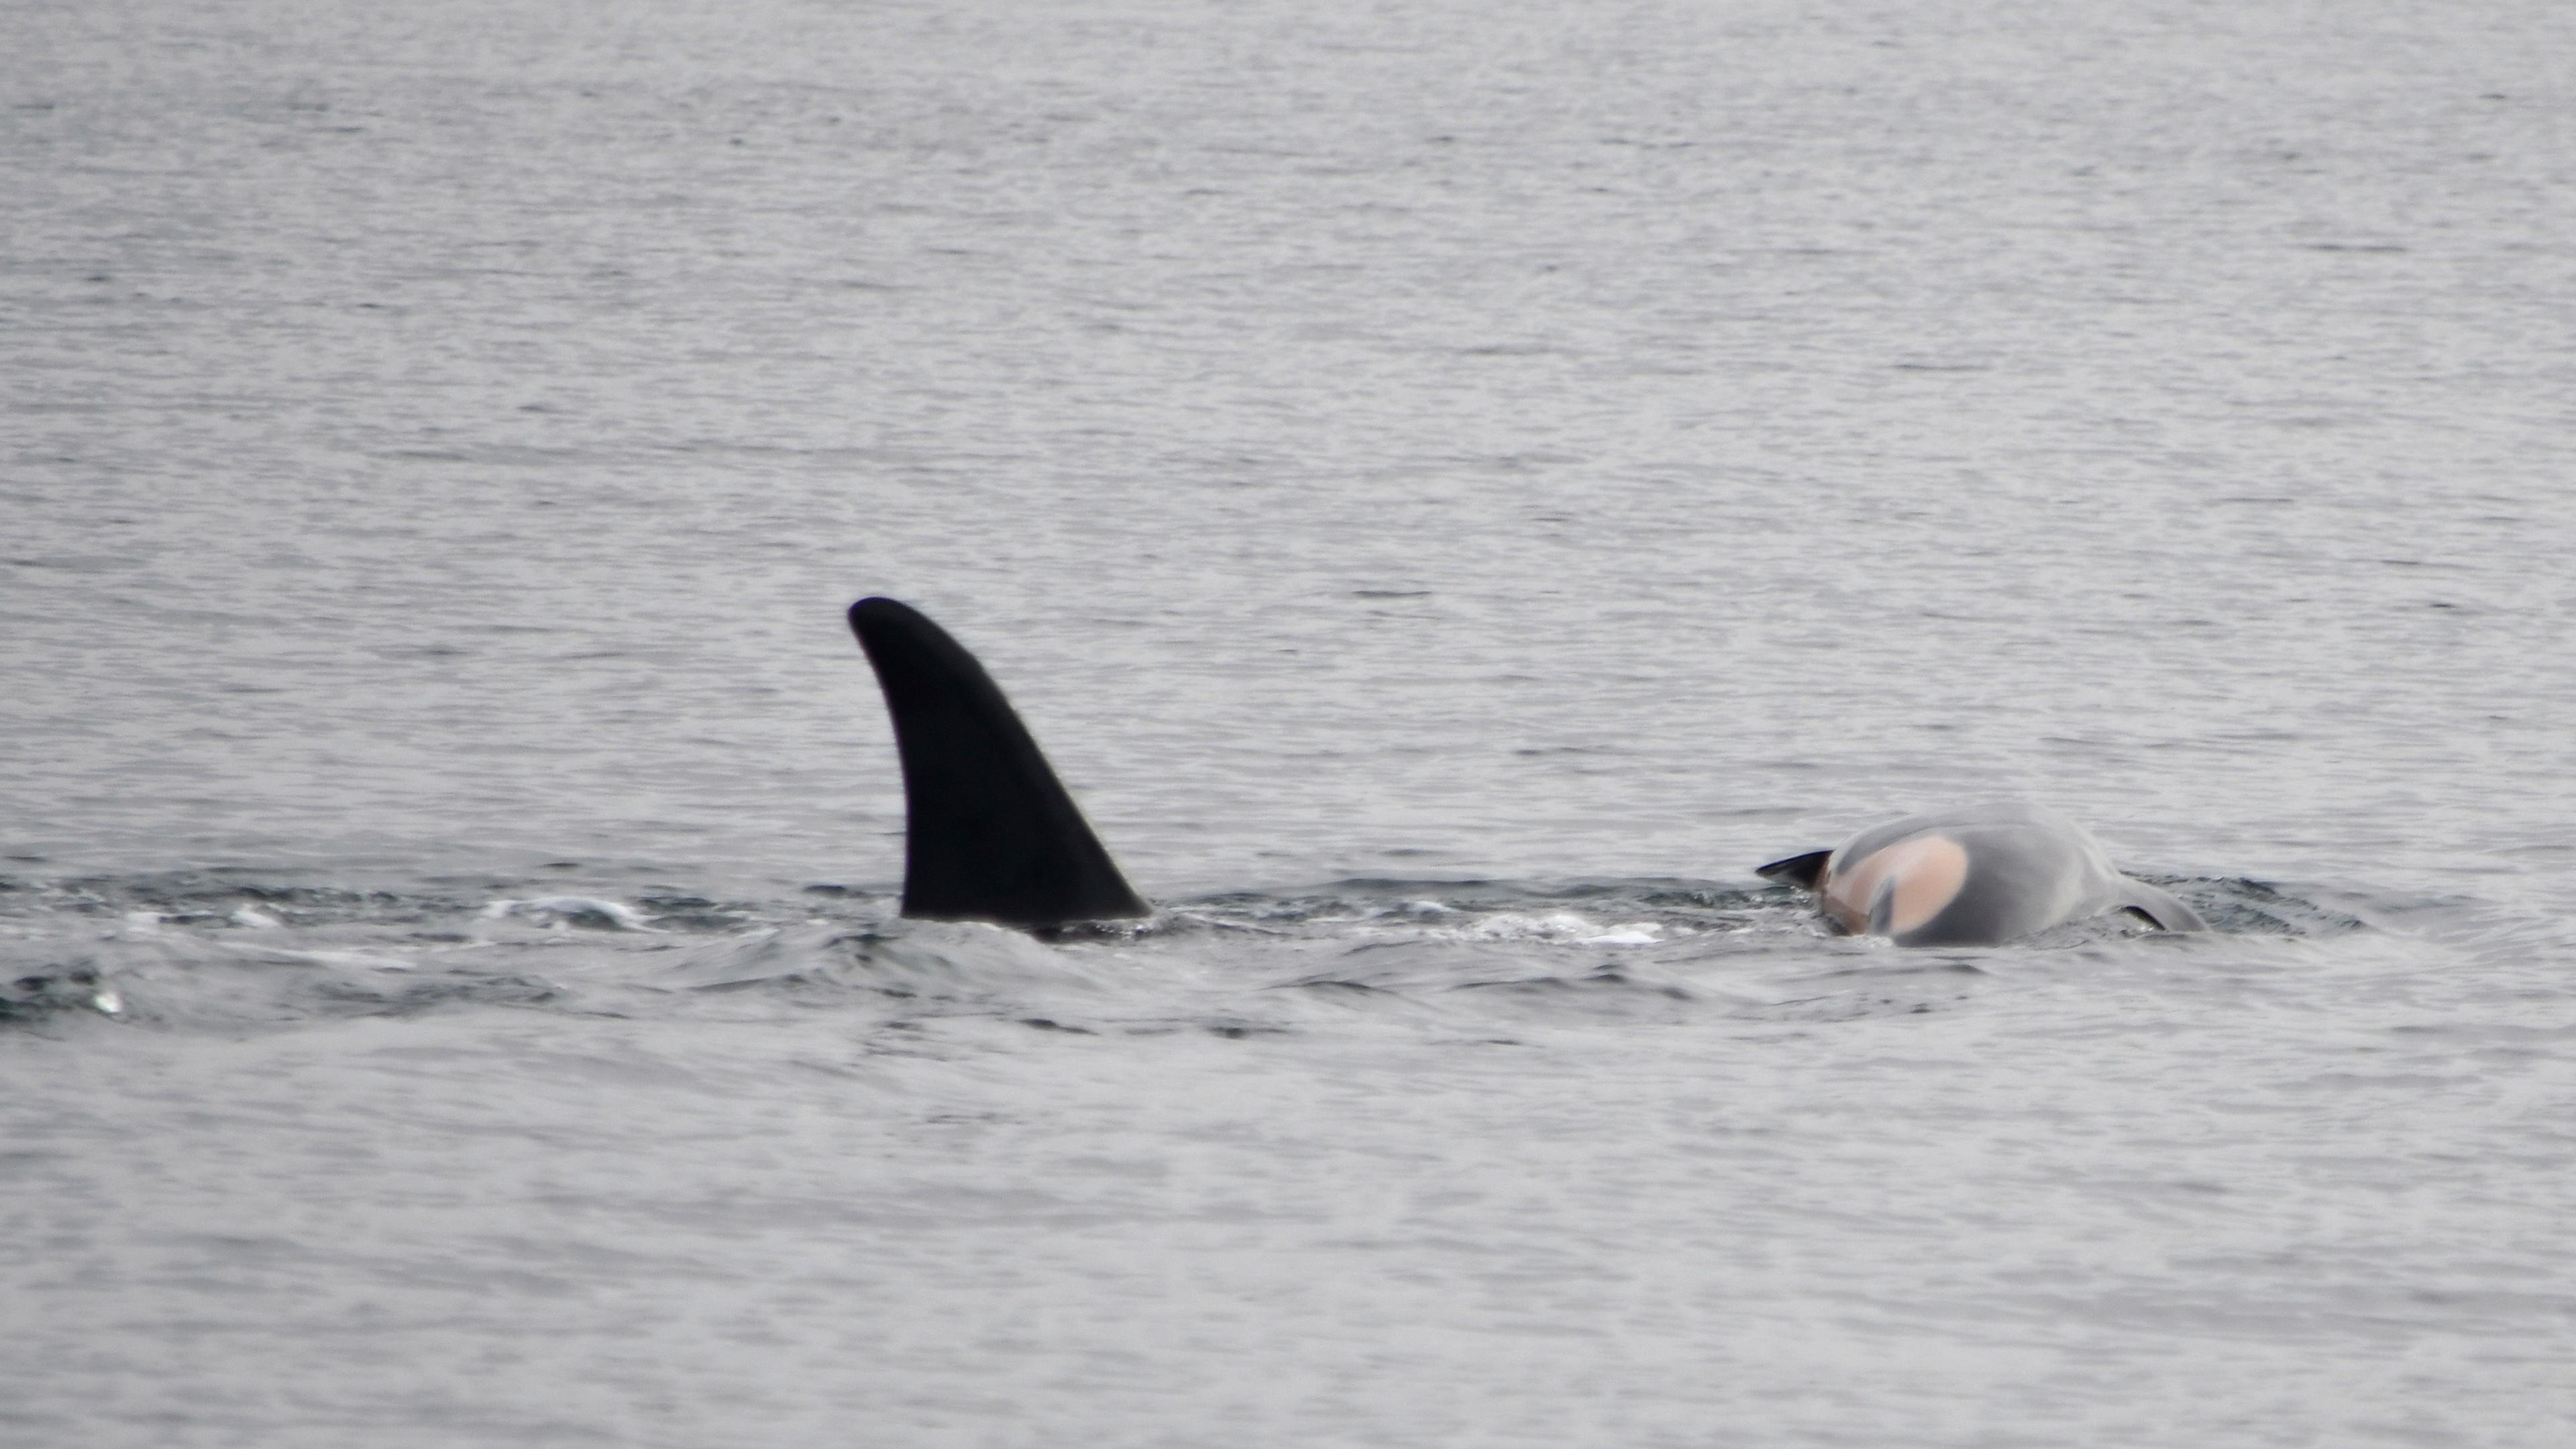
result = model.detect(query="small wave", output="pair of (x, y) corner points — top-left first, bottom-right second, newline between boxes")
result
(2, 967), (123, 1022)
(210, 940), (417, 972)
(1453, 964), (1697, 1001)
(1175, 875), (1765, 934)
(480, 897), (661, 932)
(1360, 910), (1676, 947)
(2178, 877), (2369, 936)
(303, 972), (565, 1016)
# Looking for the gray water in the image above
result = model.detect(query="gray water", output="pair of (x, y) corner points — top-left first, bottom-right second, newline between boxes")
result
(6, 0), (2575, 1443)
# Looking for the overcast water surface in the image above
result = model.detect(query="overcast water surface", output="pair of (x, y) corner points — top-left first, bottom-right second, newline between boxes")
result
(6, 0), (2575, 1444)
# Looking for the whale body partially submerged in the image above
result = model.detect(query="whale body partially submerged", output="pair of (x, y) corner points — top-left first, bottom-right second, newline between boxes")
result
(845, 597), (2206, 944)
(1755, 804), (2205, 947)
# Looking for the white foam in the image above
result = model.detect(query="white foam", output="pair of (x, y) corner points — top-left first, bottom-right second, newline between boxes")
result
(481, 897), (661, 932)
(213, 941), (417, 971)
(1582, 924), (1666, 947)
(1367, 911), (1669, 947)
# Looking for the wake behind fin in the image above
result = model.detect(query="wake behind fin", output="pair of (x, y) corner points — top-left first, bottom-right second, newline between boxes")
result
(847, 598), (1149, 930)
(1756, 849), (1833, 891)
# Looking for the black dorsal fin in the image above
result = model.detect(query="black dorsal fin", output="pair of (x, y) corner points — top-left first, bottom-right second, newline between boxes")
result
(847, 598), (1148, 930)
(1755, 849), (1833, 891)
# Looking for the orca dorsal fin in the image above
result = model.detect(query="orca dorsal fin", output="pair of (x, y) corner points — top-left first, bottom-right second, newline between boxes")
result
(847, 598), (1148, 930)
(1756, 849), (1833, 892)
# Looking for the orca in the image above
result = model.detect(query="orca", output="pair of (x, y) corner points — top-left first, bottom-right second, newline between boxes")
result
(1756, 803), (2206, 946)
(846, 598), (1148, 930)
(847, 598), (2206, 945)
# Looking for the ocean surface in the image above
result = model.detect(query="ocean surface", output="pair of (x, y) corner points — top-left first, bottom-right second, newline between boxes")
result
(7, 0), (2575, 1443)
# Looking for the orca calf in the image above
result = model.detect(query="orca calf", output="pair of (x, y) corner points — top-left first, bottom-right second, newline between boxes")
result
(847, 598), (2206, 945)
(1756, 804), (2206, 946)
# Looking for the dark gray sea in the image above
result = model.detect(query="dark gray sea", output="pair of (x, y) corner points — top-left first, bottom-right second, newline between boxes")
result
(7, 0), (2574, 1443)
